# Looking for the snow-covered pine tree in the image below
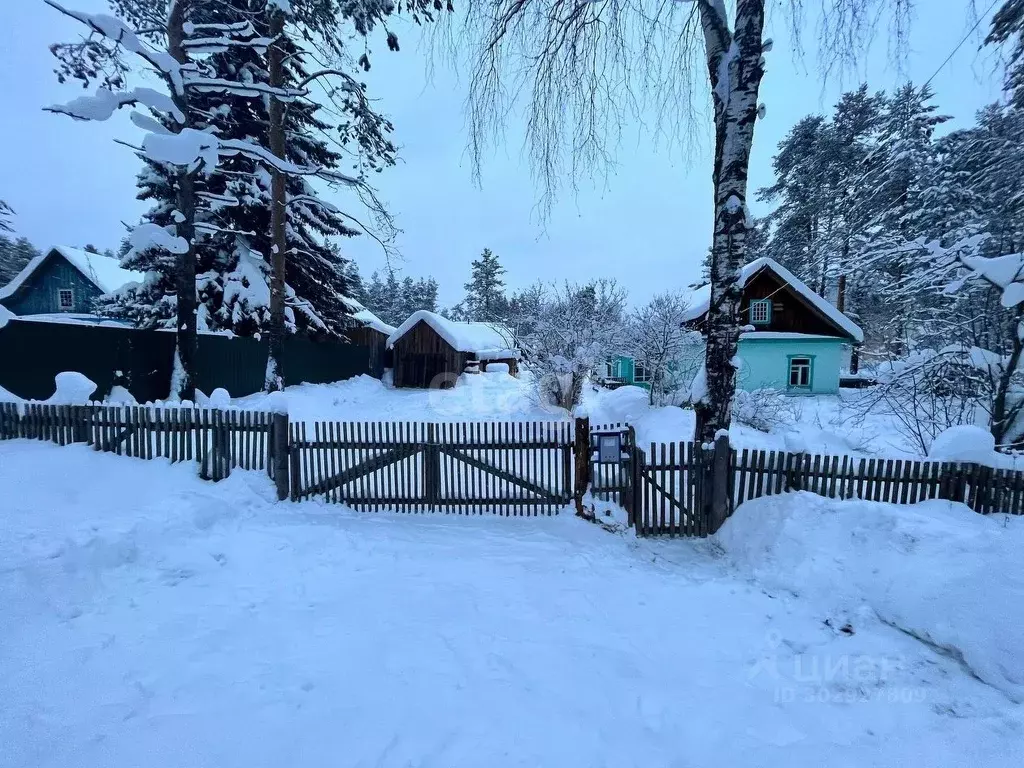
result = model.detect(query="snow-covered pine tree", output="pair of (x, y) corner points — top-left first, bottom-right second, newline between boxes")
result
(460, 247), (509, 322)
(0, 200), (13, 234)
(0, 236), (40, 286)
(988, 0), (1024, 108)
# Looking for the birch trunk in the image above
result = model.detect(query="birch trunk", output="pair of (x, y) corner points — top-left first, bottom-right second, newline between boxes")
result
(167, 0), (197, 402)
(265, 8), (287, 392)
(694, 0), (767, 443)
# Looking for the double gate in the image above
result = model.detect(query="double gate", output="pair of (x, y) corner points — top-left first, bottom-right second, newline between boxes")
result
(290, 420), (574, 515)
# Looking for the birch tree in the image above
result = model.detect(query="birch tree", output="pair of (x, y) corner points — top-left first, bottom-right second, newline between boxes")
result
(458, 0), (912, 441)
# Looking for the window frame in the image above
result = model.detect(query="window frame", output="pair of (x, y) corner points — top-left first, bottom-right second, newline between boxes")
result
(749, 298), (772, 325)
(787, 355), (814, 390)
(58, 288), (75, 310)
(633, 362), (652, 384)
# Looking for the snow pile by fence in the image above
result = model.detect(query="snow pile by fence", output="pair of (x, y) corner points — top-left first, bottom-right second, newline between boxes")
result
(718, 492), (1024, 703)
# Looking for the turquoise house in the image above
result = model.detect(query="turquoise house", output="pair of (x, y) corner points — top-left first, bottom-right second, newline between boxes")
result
(610, 258), (863, 396)
(0, 246), (143, 319)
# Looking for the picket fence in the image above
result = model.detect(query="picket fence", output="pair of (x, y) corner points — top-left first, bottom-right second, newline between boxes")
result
(0, 401), (276, 481)
(3, 403), (1023, 535)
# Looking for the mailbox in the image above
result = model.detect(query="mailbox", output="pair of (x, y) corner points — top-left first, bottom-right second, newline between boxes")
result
(590, 428), (627, 464)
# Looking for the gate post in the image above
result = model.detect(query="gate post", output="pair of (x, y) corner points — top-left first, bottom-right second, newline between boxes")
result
(425, 422), (441, 511)
(707, 433), (732, 534)
(573, 416), (591, 517)
(272, 411), (290, 501)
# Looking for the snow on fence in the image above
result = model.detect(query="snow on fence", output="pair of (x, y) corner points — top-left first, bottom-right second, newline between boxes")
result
(289, 420), (574, 515)
(0, 401), (277, 482)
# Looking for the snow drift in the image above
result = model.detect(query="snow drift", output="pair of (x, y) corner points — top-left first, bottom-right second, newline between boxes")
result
(718, 492), (1024, 702)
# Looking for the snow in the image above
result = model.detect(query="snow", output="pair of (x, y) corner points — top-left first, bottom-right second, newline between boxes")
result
(48, 86), (184, 124)
(740, 331), (842, 341)
(928, 425), (1000, 464)
(718, 492), (1024, 703)
(348, 299), (395, 336)
(128, 223), (190, 256)
(55, 246), (145, 294)
(683, 257), (865, 343)
(45, 371), (97, 404)
(2, 442), (1022, 767)
(0, 303), (13, 328)
(387, 310), (519, 358)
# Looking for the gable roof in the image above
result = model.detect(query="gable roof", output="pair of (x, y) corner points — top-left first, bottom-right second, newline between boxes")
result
(0, 246), (145, 302)
(386, 310), (520, 359)
(682, 257), (864, 343)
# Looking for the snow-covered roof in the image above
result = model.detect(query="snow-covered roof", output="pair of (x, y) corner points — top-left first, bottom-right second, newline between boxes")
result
(386, 310), (520, 358)
(739, 332), (846, 341)
(682, 257), (864, 343)
(346, 299), (396, 336)
(0, 246), (144, 302)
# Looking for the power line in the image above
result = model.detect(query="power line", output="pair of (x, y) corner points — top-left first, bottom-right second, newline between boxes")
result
(922, 0), (1003, 91)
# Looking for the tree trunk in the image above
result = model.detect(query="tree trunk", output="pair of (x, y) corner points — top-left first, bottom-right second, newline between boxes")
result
(264, 8), (287, 392)
(167, 0), (197, 401)
(991, 308), (1024, 446)
(694, 0), (768, 443)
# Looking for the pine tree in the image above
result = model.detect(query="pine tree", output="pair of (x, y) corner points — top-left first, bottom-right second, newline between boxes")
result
(0, 236), (41, 286)
(988, 1), (1024, 108)
(461, 248), (509, 322)
(0, 200), (13, 234)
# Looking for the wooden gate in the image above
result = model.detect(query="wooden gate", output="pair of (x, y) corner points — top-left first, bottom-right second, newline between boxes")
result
(634, 442), (712, 537)
(289, 420), (574, 514)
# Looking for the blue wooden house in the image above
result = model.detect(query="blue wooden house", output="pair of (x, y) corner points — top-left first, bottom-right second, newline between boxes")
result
(608, 258), (863, 396)
(0, 246), (144, 319)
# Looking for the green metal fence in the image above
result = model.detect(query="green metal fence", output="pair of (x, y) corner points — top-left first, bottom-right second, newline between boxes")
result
(0, 319), (371, 401)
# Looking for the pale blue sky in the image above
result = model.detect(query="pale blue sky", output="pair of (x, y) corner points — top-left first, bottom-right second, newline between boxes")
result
(0, 0), (1006, 307)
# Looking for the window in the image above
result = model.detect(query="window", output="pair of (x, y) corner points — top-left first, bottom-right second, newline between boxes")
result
(634, 362), (652, 383)
(749, 299), (771, 325)
(789, 356), (812, 389)
(58, 289), (74, 310)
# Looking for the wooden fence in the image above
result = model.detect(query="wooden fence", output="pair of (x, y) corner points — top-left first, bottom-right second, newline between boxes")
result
(5, 403), (1024, 529)
(631, 442), (1024, 537)
(289, 420), (574, 514)
(0, 401), (277, 482)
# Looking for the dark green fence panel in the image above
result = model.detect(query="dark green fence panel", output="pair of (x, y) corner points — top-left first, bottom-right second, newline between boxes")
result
(0, 319), (372, 401)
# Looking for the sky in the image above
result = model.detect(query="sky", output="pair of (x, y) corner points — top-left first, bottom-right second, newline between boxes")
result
(0, 0), (1008, 308)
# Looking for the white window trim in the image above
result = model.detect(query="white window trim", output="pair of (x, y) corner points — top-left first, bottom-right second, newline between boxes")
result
(634, 362), (652, 383)
(58, 288), (75, 310)
(788, 356), (813, 389)
(749, 299), (771, 325)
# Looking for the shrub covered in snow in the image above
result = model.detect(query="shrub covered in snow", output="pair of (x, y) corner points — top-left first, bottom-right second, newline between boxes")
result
(731, 388), (802, 433)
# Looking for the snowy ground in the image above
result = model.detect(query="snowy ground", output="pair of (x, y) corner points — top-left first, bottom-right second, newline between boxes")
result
(3, 440), (1023, 767)
(233, 371), (931, 459)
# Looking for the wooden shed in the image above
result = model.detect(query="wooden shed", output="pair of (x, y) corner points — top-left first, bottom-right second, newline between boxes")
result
(345, 303), (395, 379)
(386, 311), (520, 389)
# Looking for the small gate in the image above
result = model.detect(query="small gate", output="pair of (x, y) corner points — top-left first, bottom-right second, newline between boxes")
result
(634, 441), (713, 537)
(290, 420), (574, 514)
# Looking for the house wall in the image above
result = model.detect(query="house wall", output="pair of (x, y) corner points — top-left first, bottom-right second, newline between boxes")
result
(736, 336), (845, 395)
(1, 252), (101, 315)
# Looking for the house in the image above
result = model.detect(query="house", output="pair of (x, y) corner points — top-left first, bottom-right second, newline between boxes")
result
(607, 257), (863, 396)
(683, 257), (863, 395)
(386, 310), (520, 389)
(0, 246), (144, 319)
(345, 301), (396, 378)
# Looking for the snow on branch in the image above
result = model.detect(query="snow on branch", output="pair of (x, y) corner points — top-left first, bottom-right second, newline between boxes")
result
(46, 86), (185, 123)
(42, 0), (184, 93)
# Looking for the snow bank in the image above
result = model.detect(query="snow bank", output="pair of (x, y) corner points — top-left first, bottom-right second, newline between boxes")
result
(45, 372), (97, 404)
(928, 425), (1001, 465)
(386, 310), (519, 358)
(0, 303), (14, 328)
(718, 492), (1024, 702)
